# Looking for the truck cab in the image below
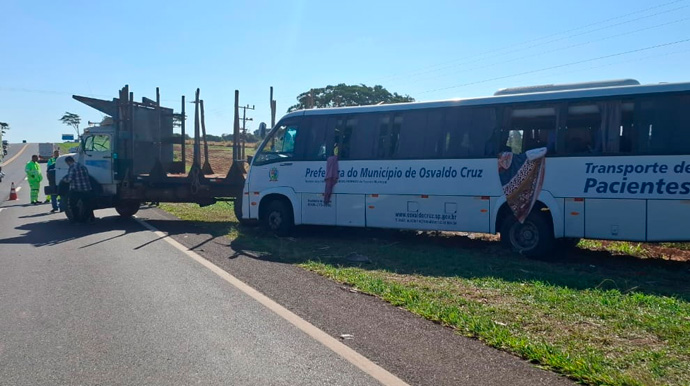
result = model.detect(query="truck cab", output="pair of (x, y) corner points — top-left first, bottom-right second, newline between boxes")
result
(80, 126), (116, 195)
(54, 126), (117, 197)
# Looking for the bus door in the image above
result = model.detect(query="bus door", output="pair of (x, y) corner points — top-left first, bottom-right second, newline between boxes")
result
(302, 115), (370, 227)
(298, 115), (337, 226)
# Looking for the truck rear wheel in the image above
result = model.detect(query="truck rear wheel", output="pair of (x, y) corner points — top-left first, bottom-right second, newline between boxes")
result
(500, 212), (555, 258)
(115, 200), (140, 218)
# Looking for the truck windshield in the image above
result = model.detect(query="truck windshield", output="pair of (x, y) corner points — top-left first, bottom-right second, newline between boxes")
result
(84, 135), (111, 152)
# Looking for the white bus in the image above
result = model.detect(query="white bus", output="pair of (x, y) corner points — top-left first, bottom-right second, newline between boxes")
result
(240, 79), (690, 257)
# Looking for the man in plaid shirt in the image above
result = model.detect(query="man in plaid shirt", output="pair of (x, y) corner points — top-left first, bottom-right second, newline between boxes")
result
(62, 156), (95, 222)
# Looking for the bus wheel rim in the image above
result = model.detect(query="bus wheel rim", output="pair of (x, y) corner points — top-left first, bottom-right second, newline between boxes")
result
(511, 221), (539, 250)
(269, 211), (282, 229)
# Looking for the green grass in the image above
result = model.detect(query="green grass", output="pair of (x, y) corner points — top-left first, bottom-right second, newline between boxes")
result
(56, 142), (79, 154)
(160, 201), (690, 386)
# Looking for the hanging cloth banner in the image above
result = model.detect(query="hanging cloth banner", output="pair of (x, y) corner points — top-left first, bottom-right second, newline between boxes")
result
(324, 155), (339, 204)
(497, 147), (547, 223)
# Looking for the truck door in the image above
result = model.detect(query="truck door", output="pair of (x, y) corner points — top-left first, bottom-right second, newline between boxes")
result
(82, 134), (114, 185)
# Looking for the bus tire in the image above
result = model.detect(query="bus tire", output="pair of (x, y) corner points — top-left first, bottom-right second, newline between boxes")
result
(500, 212), (555, 258)
(262, 199), (294, 236)
(115, 200), (140, 218)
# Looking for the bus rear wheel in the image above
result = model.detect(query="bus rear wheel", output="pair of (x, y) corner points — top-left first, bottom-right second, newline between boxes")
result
(500, 212), (555, 258)
(262, 199), (294, 236)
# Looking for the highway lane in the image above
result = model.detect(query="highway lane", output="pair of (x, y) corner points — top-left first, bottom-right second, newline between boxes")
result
(1, 143), (40, 204)
(0, 203), (384, 385)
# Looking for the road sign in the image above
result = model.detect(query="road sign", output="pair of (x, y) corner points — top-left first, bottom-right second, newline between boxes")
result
(62, 134), (75, 141)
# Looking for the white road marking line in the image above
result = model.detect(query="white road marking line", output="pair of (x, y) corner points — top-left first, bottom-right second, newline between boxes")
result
(136, 218), (409, 386)
(15, 186), (21, 192)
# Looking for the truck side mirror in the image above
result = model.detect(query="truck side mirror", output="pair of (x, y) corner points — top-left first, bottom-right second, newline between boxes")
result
(259, 122), (267, 139)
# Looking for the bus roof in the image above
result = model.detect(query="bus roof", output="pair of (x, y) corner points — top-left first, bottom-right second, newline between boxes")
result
(282, 81), (690, 120)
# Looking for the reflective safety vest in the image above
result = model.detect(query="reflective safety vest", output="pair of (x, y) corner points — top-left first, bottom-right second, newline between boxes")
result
(25, 161), (43, 183)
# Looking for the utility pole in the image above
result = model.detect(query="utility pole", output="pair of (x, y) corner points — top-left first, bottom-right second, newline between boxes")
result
(270, 86), (276, 129)
(238, 104), (254, 160)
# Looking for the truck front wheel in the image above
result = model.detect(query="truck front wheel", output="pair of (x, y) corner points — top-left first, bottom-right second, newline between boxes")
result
(65, 194), (89, 223)
(64, 197), (76, 222)
(115, 200), (140, 218)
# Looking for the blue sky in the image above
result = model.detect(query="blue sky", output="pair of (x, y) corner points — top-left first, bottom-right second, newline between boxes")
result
(2, 0), (689, 143)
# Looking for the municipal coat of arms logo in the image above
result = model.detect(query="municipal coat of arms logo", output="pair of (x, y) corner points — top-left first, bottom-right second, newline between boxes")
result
(269, 167), (279, 181)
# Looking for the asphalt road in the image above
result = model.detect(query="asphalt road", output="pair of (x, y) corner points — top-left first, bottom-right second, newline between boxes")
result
(1, 143), (37, 203)
(0, 204), (381, 385)
(0, 144), (574, 385)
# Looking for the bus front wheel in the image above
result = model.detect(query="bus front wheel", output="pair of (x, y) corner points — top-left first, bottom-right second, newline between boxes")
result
(262, 199), (294, 236)
(500, 212), (555, 258)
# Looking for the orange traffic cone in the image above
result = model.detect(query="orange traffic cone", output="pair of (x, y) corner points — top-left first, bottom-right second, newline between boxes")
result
(9, 182), (18, 200)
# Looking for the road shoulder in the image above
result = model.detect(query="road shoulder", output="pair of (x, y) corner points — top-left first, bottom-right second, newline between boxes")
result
(137, 207), (574, 386)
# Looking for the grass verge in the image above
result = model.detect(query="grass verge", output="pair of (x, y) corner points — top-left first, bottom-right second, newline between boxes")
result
(56, 142), (78, 154)
(160, 202), (690, 386)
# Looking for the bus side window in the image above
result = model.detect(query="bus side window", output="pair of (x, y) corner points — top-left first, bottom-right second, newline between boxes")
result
(426, 109), (445, 158)
(377, 116), (392, 159)
(302, 116), (329, 160)
(469, 107), (498, 158)
(562, 103), (599, 155)
(348, 114), (378, 159)
(440, 107), (463, 157)
(636, 93), (690, 154)
(504, 106), (557, 154)
(394, 110), (427, 159)
(390, 116), (403, 157)
(619, 101), (635, 154)
(333, 118), (351, 158)
(376, 115), (404, 159)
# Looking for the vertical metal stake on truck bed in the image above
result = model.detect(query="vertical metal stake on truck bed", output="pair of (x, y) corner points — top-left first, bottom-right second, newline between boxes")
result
(200, 100), (214, 175)
(181, 95), (186, 172)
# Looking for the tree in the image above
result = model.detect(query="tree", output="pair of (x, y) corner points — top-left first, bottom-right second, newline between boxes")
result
(0, 122), (9, 134)
(60, 112), (81, 137)
(288, 84), (414, 112)
(172, 113), (185, 128)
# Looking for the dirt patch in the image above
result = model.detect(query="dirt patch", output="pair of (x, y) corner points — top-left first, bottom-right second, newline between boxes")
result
(173, 142), (257, 174)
